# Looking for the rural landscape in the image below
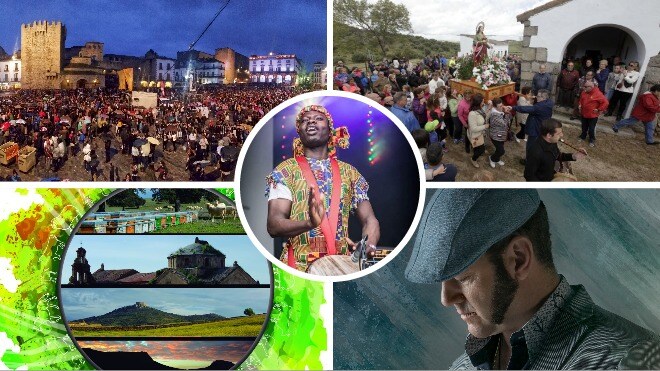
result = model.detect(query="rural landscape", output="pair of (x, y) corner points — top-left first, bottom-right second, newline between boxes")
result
(69, 301), (266, 337)
(85, 189), (243, 234)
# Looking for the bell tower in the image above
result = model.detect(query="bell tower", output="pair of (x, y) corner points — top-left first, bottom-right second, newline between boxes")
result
(69, 246), (96, 285)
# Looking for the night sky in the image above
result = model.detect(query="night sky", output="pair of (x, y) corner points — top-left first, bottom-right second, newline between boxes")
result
(0, 0), (327, 68)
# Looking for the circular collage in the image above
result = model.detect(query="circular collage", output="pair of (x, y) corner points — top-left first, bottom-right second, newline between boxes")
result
(58, 189), (272, 370)
(1, 0), (659, 370)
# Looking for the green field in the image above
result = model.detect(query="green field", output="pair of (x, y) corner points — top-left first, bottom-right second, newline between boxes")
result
(72, 314), (266, 337)
(151, 219), (244, 234)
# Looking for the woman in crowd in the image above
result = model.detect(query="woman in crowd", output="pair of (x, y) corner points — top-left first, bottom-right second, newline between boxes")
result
(488, 97), (512, 168)
(448, 89), (463, 144)
(467, 94), (490, 168)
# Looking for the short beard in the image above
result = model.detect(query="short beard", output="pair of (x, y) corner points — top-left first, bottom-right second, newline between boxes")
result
(489, 253), (519, 324)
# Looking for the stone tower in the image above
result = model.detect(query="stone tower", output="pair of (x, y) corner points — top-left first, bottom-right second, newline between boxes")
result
(215, 48), (236, 84)
(69, 246), (96, 285)
(20, 20), (66, 89)
(80, 42), (104, 62)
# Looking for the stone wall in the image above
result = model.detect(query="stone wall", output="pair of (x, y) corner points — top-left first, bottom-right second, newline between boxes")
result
(641, 54), (660, 92)
(20, 21), (65, 89)
(519, 20), (558, 94)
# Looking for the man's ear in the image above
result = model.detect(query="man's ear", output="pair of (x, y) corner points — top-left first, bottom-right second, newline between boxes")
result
(504, 235), (533, 281)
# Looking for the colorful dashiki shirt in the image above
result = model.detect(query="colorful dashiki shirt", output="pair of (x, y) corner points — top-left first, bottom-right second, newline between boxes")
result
(266, 157), (369, 271)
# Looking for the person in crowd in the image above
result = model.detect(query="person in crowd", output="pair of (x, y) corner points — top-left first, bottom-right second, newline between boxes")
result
(448, 89), (463, 144)
(426, 142), (457, 182)
(570, 70), (597, 120)
(467, 94), (490, 168)
(578, 81), (609, 147)
(390, 92), (421, 132)
(531, 64), (551, 96)
(556, 61), (580, 108)
(524, 119), (587, 181)
(595, 59), (610, 94)
(580, 58), (595, 77)
(510, 89), (554, 164)
(606, 61), (641, 121)
(458, 90), (474, 154)
(515, 87), (533, 143)
(412, 87), (428, 128)
(604, 63), (623, 101)
(488, 97), (512, 168)
(612, 84), (660, 145)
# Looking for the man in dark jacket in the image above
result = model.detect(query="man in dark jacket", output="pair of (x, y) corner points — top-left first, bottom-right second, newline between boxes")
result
(524, 118), (587, 181)
(510, 89), (554, 161)
(556, 62), (580, 107)
(531, 64), (551, 96)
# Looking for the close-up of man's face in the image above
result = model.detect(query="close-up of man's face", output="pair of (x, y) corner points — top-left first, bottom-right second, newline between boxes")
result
(547, 127), (564, 143)
(440, 248), (519, 339)
(298, 110), (331, 148)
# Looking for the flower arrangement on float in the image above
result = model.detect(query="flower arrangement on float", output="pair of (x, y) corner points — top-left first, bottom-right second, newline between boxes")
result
(453, 55), (511, 90)
(450, 54), (516, 100)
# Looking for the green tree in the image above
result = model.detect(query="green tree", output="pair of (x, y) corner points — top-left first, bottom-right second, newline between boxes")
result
(151, 189), (219, 206)
(334, 0), (413, 58)
(296, 63), (315, 90)
(106, 189), (146, 210)
(243, 308), (255, 316)
(151, 188), (219, 211)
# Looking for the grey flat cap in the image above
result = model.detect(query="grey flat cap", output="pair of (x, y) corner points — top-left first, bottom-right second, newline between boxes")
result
(405, 189), (540, 284)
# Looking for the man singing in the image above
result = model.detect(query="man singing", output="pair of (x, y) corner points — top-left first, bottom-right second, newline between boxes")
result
(266, 105), (380, 272)
(406, 189), (660, 369)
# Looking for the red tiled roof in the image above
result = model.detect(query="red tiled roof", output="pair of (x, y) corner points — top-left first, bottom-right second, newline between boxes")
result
(117, 272), (157, 284)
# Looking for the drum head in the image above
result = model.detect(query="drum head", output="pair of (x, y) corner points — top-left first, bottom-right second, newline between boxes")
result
(306, 255), (358, 276)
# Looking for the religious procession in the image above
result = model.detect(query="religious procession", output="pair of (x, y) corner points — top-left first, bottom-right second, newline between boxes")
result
(333, 0), (660, 182)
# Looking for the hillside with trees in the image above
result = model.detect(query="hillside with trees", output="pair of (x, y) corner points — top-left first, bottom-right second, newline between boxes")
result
(70, 302), (224, 327)
(333, 0), (458, 64)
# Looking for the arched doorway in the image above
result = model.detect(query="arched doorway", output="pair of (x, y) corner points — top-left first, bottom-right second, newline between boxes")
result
(562, 25), (644, 68)
(285, 75), (292, 83)
(560, 25), (646, 116)
(267, 75), (274, 83)
(276, 75), (283, 84)
(77, 79), (87, 88)
(259, 75), (265, 83)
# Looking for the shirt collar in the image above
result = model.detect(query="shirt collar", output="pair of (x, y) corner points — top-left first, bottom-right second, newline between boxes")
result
(465, 276), (572, 366)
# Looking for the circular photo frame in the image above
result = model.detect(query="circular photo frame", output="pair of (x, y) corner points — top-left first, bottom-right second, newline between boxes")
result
(57, 188), (273, 370)
(235, 90), (426, 282)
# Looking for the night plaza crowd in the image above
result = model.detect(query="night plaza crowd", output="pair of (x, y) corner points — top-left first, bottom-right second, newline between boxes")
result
(334, 53), (659, 182)
(0, 84), (306, 181)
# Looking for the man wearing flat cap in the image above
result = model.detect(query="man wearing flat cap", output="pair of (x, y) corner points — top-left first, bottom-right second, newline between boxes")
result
(266, 105), (380, 272)
(406, 189), (660, 370)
